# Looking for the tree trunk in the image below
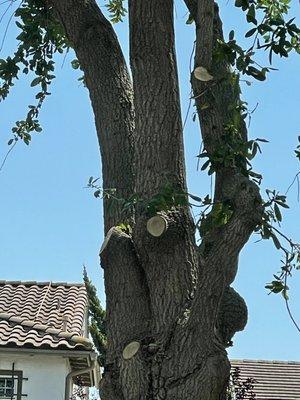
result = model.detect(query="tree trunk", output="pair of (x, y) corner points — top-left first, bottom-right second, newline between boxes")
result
(47, 0), (263, 399)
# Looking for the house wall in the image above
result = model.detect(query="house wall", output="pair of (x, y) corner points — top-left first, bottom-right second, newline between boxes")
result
(0, 352), (70, 400)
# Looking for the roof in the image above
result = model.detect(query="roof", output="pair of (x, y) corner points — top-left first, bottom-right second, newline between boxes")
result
(0, 280), (92, 351)
(231, 359), (300, 399)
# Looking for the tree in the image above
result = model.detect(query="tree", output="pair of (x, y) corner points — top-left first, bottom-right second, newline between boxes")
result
(83, 267), (107, 366)
(1, 0), (300, 399)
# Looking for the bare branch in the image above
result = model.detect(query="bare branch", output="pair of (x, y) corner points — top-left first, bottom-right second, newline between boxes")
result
(47, 0), (135, 232)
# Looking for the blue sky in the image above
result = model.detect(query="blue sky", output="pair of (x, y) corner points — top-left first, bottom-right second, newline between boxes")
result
(1, 0), (299, 361)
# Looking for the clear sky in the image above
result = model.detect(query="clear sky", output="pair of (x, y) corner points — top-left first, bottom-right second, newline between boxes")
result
(1, 0), (299, 361)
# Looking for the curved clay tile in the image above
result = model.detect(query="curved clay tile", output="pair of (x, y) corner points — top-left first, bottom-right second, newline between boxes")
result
(0, 281), (91, 351)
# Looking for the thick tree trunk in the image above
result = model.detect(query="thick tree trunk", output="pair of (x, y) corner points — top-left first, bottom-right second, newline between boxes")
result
(47, 1), (263, 399)
(48, 0), (135, 233)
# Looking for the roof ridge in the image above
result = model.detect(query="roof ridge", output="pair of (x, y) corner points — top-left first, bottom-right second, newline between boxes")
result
(0, 311), (92, 349)
(0, 280), (85, 288)
(231, 359), (300, 365)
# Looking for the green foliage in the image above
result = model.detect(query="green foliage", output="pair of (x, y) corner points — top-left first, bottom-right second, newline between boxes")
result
(295, 136), (300, 161)
(71, 58), (86, 86)
(236, 0), (300, 60)
(0, 0), (68, 145)
(254, 189), (300, 301)
(83, 268), (107, 366)
(105, 0), (127, 23)
(215, 0), (300, 83)
(186, 14), (194, 25)
(257, 189), (289, 245)
(87, 177), (188, 218)
(145, 183), (188, 216)
(198, 135), (266, 183)
(214, 34), (272, 81)
(116, 222), (132, 235)
(199, 201), (234, 236)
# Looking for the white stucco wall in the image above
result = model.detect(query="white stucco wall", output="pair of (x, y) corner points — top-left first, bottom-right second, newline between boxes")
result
(0, 352), (70, 400)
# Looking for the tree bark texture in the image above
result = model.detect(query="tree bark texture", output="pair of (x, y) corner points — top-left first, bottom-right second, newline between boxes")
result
(47, 1), (263, 399)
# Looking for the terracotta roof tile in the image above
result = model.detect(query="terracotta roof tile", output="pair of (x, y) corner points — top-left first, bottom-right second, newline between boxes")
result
(231, 359), (300, 399)
(0, 280), (92, 351)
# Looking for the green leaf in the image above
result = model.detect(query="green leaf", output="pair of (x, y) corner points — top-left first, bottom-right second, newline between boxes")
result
(186, 14), (194, 24)
(246, 4), (257, 25)
(282, 288), (289, 300)
(189, 193), (202, 202)
(201, 160), (210, 171)
(30, 77), (42, 87)
(274, 203), (282, 221)
(245, 27), (257, 38)
(256, 138), (269, 143)
(276, 201), (289, 209)
(271, 233), (281, 250)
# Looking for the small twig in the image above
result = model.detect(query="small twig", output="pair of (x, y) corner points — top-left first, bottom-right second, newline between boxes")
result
(182, 42), (196, 133)
(0, 0), (15, 6)
(267, 223), (295, 248)
(284, 272), (300, 333)
(0, 0), (13, 24)
(0, 140), (17, 173)
(285, 171), (300, 198)
(182, 94), (192, 132)
(196, 141), (203, 171)
(60, 46), (70, 69)
(248, 102), (259, 128)
(0, 1), (20, 52)
(189, 40), (195, 74)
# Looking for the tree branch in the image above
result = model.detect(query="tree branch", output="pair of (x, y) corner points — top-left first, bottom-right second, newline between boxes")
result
(47, 0), (135, 232)
(128, 0), (187, 199)
(187, 3), (263, 337)
(183, 0), (198, 19)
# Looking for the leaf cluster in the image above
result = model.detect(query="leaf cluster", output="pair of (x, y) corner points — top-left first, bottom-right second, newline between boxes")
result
(199, 201), (234, 236)
(1, 0), (68, 145)
(105, 0), (127, 23)
(87, 178), (188, 218)
(253, 189), (300, 300)
(198, 133), (266, 183)
(145, 183), (188, 217)
(257, 189), (289, 248)
(236, 0), (300, 61)
(215, 33), (272, 81)
(215, 0), (300, 83)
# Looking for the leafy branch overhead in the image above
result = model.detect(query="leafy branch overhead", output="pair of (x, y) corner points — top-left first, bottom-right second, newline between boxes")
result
(216, 0), (300, 81)
(0, 0), (68, 145)
(0, 0), (125, 149)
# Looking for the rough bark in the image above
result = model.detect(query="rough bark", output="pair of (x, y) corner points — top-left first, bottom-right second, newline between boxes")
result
(100, 228), (151, 400)
(47, 1), (263, 399)
(47, 0), (135, 233)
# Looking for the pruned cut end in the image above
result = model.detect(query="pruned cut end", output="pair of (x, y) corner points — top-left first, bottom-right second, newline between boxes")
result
(122, 341), (140, 360)
(146, 215), (168, 237)
(194, 66), (213, 81)
(100, 227), (116, 254)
